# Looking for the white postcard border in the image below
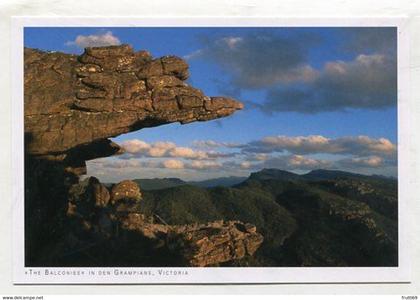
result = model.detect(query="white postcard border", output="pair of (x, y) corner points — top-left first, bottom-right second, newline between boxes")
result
(11, 16), (411, 284)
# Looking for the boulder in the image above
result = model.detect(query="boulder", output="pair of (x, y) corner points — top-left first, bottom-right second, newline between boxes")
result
(110, 180), (142, 204)
(67, 176), (110, 216)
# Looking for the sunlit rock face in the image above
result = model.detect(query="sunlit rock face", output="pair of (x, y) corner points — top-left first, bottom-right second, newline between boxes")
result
(24, 45), (243, 159)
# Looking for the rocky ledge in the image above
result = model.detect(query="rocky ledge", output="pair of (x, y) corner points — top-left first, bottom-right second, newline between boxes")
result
(25, 45), (242, 170)
(24, 44), (262, 267)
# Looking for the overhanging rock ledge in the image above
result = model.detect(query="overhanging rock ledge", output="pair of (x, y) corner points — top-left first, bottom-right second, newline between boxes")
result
(24, 44), (263, 267)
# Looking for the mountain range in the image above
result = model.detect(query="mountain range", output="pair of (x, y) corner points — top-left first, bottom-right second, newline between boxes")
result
(127, 168), (398, 266)
(130, 176), (247, 191)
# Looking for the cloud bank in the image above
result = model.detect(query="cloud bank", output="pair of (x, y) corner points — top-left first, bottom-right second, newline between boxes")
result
(264, 54), (396, 113)
(86, 134), (397, 182)
(187, 28), (397, 114)
(242, 135), (396, 156)
(121, 139), (230, 160)
(189, 33), (319, 89)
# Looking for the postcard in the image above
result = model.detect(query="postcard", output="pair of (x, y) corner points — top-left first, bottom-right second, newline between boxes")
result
(11, 17), (411, 284)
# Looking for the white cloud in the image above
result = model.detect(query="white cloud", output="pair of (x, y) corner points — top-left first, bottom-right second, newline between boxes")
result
(121, 139), (175, 158)
(340, 156), (384, 168)
(192, 140), (222, 148)
(147, 141), (176, 157)
(153, 141), (176, 149)
(352, 156), (383, 167)
(361, 137), (396, 153)
(162, 159), (185, 169)
(239, 161), (252, 169)
(222, 36), (243, 49)
(168, 147), (208, 160)
(257, 155), (331, 171)
(121, 139), (150, 153)
(183, 49), (203, 60)
(65, 31), (121, 48)
(259, 135), (330, 153)
(148, 147), (170, 157)
(288, 155), (327, 168)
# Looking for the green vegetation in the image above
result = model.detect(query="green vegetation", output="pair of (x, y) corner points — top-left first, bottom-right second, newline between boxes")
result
(189, 176), (247, 188)
(133, 178), (187, 191)
(133, 176), (247, 191)
(136, 169), (398, 266)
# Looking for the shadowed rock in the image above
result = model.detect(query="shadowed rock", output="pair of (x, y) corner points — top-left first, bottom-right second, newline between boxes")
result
(66, 178), (263, 267)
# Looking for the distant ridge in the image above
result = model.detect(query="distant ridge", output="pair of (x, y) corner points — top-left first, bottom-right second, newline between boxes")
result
(249, 168), (301, 181)
(133, 176), (247, 191)
(302, 169), (367, 181)
(189, 176), (247, 188)
(134, 178), (187, 191)
(127, 169), (395, 191)
(248, 168), (396, 182)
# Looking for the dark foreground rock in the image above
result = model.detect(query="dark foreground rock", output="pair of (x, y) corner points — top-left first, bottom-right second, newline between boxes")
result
(59, 178), (263, 267)
(24, 44), (263, 267)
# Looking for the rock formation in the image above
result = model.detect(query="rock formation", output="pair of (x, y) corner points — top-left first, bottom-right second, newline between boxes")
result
(24, 44), (262, 267)
(121, 215), (263, 267)
(25, 45), (242, 173)
(66, 178), (263, 267)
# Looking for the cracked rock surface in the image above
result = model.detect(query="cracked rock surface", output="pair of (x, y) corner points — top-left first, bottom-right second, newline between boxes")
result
(24, 45), (243, 157)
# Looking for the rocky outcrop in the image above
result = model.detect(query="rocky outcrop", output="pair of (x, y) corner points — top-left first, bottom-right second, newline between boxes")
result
(120, 214), (264, 267)
(169, 220), (263, 267)
(24, 45), (243, 159)
(65, 178), (263, 267)
(24, 44), (262, 267)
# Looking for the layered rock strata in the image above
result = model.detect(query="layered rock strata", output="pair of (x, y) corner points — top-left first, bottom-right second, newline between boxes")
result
(25, 45), (242, 158)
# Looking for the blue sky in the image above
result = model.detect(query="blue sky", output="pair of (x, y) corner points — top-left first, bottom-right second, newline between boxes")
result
(25, 27), (398, 181)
